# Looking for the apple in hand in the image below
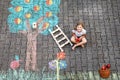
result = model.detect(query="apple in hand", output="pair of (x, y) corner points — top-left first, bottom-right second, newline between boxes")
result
(106, 64), (111, 69)
(75, 37), (80, 42)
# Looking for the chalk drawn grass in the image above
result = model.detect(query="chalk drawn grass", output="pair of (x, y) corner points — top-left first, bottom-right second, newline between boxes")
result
(0, 68), (119, 80)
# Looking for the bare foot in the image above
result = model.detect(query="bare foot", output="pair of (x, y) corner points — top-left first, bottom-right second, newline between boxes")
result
(72, 45), (76, 50)
(81, 45), (85, 48)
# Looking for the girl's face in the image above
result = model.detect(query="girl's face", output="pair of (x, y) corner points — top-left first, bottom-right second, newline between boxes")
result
(76, 24), (83, 32)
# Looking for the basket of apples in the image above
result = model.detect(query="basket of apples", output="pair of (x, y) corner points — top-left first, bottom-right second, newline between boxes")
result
(99, 64), (111, 78)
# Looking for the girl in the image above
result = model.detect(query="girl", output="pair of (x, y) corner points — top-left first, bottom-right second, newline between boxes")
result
(71, 22), (87, 50)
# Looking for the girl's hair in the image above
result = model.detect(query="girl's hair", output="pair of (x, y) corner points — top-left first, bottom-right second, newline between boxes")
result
(74, 22), (84, 30)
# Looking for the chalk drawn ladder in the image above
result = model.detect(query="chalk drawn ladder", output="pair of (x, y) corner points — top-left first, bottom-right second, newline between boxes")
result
(49, 25), (73, 52)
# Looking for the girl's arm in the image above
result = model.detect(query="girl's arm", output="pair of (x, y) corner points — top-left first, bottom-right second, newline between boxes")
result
(72, 30), (77, 38)
(79, 34), (86, 40)
(72, 33), (76, 36)
(81, 29), (87, 37)
(72, 33), (78, 39)
(79, 29), (87, 39)
(81, 34), (86, 37)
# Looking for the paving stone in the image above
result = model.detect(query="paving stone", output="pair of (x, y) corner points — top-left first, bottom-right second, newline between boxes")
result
(116, 59), (120, 66)
(103, 51), (109, 58)
(70, 52), (75, 59)
(117, 66), (120, 72)
(75, 54), (81, 61)
(70, 59), (76, 68)
(114, 51), (120, 59)
(88, 63), (93, 71)
(110, 63), (117, 71)
(81, 59), (87, 67)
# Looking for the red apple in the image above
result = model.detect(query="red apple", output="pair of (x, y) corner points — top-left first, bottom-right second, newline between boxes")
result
(75, 37), (80, 42)
(101, 65), (107, 70)
(106, 64), (111, 69)
(46, 0), (53, 6)
(33, 5), (40, 12)
(25, 0), (30, 3)
(14, 18), (21, 24)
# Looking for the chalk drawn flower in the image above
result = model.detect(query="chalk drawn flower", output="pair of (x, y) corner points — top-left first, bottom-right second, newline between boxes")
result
(49, 60), (57, 70)
(59, 60), (67, 69)
(57, 52), (66, 60)
(10, 60), (20, 70)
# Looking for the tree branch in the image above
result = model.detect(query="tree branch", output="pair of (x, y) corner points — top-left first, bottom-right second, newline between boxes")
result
(38, 24), (47, 33)
(26, 19), (32, 32)
(36, 16), (45, 25)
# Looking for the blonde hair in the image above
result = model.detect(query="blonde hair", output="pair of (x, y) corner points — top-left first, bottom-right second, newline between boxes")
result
(74, 22), (84, 30)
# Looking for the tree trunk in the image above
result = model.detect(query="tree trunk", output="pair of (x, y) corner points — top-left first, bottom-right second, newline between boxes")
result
(24, 17), (44, 71)
(25, 31), (38, 71)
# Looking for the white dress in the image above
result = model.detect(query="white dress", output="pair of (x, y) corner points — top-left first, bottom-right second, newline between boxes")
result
(72, 29), (86, 37)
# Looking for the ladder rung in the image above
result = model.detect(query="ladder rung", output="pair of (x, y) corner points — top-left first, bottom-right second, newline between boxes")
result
(58, 37), (66, 43)
(54, 32), (62, 38)
(51, 28), (59, 34)
(60, 41), (69, 48)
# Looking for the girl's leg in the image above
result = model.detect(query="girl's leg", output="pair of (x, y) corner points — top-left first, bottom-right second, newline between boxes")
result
(71, 36), (78, 50)
(72, 37), (87, 50)
(71, 36), (78, 43)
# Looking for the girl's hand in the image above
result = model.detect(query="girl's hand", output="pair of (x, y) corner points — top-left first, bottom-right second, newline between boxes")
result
(75, 36), (84, 42)
(75, 37), (80, 42)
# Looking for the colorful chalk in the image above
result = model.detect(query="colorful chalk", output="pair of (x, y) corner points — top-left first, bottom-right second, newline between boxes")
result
(33, 5), (40, 12)
(15, 6), (22, 12)
(24, 0), (30, 3)
(25, 13), (31, 18)
(14, 18), (21, 24)
(46, 0), (53, 6)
